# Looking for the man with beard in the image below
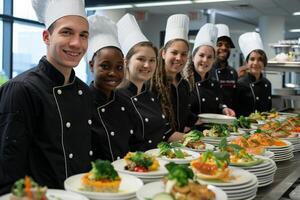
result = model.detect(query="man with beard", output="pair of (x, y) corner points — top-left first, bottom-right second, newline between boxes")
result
(210, 24), (238, 109)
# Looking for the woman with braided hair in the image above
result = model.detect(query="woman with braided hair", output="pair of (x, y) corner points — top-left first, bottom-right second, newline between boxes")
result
(151, 14), (199, 134)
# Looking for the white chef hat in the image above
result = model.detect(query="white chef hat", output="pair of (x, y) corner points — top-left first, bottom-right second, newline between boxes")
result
(216, 24), (235, 48)
(31, 0), (87, 29)
(86, 15), (121, 62)
(239, 32), (264, 59)
(117, 13), (149, 57)
(192, 23), (218, 54)
(164, 14), (189, 45)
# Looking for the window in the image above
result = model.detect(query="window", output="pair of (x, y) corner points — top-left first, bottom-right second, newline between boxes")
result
(0, 0), (3, 14)
(13, 22), (45, 77)
(13, 0), (38, 21)
(0, 20), (6, 85)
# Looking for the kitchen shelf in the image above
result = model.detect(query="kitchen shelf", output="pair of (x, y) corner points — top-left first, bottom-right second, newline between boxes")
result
(266, 61), (300, 72)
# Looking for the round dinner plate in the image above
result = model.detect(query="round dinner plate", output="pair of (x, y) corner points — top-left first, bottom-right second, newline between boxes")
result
(112, 159), (168, 178)
(198, 113), (236, 124)
(0, 189), (89, 200)
(136, 181), (227, 200)
(182, 143), (215, 152)
(64, 173), (143, 200)
(145, 148), (199, 164)
(196, 167), (255, 187)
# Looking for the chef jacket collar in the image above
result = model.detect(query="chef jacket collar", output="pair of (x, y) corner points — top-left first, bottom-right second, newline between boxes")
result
(127, 80), (147, 95)
(214, 59), (229, 69)
(194, 69), (210, 83)
(247, 72), (263, 83)
(89, 81), (115, 104)
(40, 56), (75, 86)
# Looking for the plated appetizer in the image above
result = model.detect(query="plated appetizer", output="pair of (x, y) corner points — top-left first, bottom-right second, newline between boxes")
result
(203, 124), (230, 138)
(231, 116), (251, 132)
(124, 152), (159, 172)
(10, 176), (47, 200)
(81, 159), (121, 192)
(191, 151), (230, 180)
(219, 138), (263, 167)
(231, 135), (266, 155)
(182, 129), (206, 150)
(152, 162), (216, 200)
(157, 142), (190, 159)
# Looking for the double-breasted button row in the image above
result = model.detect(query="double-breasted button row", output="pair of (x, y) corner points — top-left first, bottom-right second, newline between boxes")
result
(56, 89), (83, 96)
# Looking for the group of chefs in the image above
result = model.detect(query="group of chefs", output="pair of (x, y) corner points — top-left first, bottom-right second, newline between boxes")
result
(0, 0), (272, 195)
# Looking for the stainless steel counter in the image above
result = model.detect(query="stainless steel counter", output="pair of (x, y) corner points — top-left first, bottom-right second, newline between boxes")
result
(256, 152), (300, 200)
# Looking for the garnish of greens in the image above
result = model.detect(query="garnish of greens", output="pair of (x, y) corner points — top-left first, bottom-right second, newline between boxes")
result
(201, 150), (230, 168)
(130, 152), (153, 168)
(182, 129), (203, 146)
(165, 162), (194, 187)
(212, 124), (230, 137)
(157, 142), (185, 158)
(232, 116), (251, 131)
(89, 160), (119, 181)
(218, 138), (255, 161)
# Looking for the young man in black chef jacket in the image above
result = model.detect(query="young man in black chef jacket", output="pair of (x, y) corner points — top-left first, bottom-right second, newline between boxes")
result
(0, 0), (93, 194)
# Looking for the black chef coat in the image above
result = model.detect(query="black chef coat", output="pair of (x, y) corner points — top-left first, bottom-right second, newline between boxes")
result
(190, 72), (226, 115)
(89, 84), (138, 161)
(234, 73), (272, 117)
(210, 61), (238, 108)
(117, 81), (172, 151)
(0, 57), (93, 194)
(170, 74), (198, 131)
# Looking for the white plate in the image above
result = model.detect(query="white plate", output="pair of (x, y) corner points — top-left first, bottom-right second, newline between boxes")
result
(0, 189), (89, 200)
(261, 150), (275, 159)
(198, 113), (236, 124)
(196, 167), (254, 187)
(145, 148), (199, 164)
(64, 173), (143, 200)
(136, 181), (227, 200)
(182, 143), (215, 152)
(218, 176), (258, 192)
(112, 159), (168, 178)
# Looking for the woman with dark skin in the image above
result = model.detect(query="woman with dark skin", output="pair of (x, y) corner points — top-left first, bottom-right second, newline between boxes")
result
(88, 15), (137, 161)
(235, 32), (272, 117)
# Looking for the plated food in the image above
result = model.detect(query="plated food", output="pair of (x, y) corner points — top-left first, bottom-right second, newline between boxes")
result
(10, 176), (47, 200)
(157, 142), (190, 159)
(203, 124), (230, 138)
(81, 160), (121, 192)
(152, 162), (216, 200)
(124, 152), (159, 172)
(182, 129), (206, 150)
(219, 138), (264, 167)
(190, 151), (230, 181)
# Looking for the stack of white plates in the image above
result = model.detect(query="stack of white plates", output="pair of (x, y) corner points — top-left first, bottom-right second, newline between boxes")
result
(235, 156), (277, 187)
(196, 168), (258, 200)
(201, 137), (229, 147)
(261, 150), (275, 160)
(64, 173), (143, 200)
(112, 159), (168, 183)
(266, 140), (294, 162)
(283, 137), (300, 152)
(198, 113), (236, 124)
(145, 148), (200, 164)
(136, 181), (228, 200)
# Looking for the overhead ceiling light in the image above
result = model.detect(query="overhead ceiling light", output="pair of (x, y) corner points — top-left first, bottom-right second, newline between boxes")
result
(194, 0), (238, 2)
(135, 1), (192, 7)
(289, 29), (300, 32)
(293, 12), (300, 15)
(86, 4), (133, 11)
